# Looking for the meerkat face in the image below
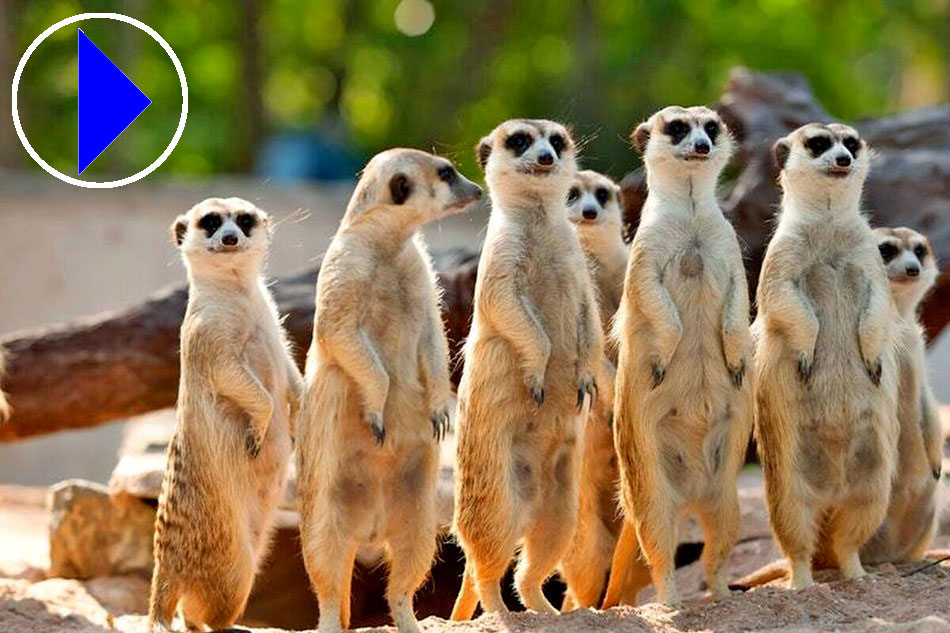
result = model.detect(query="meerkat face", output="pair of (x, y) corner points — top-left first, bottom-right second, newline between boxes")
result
(567, 170), (623, 235)
(171, 197), (271, 268)
(346, 148), (482, 223)
(874, 227), (938, 314)
(475, 119), (577, 199)
(632, 106), (733, 172)
(772, 123), (870, 188)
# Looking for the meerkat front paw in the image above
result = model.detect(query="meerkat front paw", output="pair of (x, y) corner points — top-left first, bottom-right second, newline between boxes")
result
(727, 359), (746, 389)
(576, 370), (598, 411)
(796, 352), (814, 384)
(525, 374), (545, 406)
(863, 356), (882, 386)
(364, 411), (385, 445)
(430, 407), (451, 441)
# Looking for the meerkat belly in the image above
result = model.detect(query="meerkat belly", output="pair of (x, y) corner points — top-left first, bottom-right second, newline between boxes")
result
(510, 425), (578, 510)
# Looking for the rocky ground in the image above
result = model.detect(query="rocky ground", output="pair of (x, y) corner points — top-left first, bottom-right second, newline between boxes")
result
(2, 463), (949, 633)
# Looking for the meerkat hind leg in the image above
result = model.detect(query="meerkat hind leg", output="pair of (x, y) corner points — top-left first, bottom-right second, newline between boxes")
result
(385, 525), (436, 633)
(636, 497), (681, 607)
(515, 488), (578, 614)
(696, 490), (740, 599)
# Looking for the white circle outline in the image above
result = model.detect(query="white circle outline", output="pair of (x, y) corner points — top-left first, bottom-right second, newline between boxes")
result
(11, 13), (188, 189)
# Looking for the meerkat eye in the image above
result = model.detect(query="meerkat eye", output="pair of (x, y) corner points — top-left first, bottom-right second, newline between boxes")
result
(505, 132), (532, 155)
(198, 213), (222, 235)
(663, 119), (690, 144)
(595, 187), (609, 206)
(549, 134), (566, 156)
(567, 187), (580, 204)
(704, 120), (720, 142)
(878, 243), (898, 263)
(913, 244), (927, 260)
(805, 136), (832, 157)
(236, 213), (257, 236)
(438, 165), (457, 184)
(843, 136), (860, 156)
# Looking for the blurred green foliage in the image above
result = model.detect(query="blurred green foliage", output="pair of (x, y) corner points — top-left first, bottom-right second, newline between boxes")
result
(10, 0), (949, 181)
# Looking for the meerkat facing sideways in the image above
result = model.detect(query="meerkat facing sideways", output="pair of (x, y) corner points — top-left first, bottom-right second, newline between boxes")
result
(609, 106), (753, 608)
(148, 198), (303, 632)
(452, 119), (603, 618)
(755, 123), (898, 590)
(296, 149), (482, 633)
(862, 227), (942, 563)
(559, 170), (647, 611)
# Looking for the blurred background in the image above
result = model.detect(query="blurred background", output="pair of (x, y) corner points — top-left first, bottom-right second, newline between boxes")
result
(0, 0), (948, 485)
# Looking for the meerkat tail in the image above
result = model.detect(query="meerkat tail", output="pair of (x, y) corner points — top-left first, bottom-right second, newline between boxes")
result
(731, 559), (789, 589)
(451, 562), (480, 621)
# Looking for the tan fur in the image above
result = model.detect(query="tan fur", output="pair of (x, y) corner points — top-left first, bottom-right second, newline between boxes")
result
(754, 123), (899, 589)
(0, 348), (10, 422)
(558, 170), (644, 610)
(148, 198), (302, 632)
(611, 106), (753, 607)
(296, 149), (482, 633)
(452, 120), (604, 617)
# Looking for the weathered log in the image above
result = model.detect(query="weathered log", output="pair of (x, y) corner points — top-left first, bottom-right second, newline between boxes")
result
(0, 250), (479, 443)
(621, 67), (950, 341)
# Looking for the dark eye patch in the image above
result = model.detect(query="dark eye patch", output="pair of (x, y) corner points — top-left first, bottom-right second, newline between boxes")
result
(505, 132), (532, 156)
(197, 213), (222, 236)
(805, 135), (832, 157)
(567, 186), (580, 204)
(236, 213), (257, 237)
(878, 243), (898, 263)
(595, 187), (609, 206)
(842, 136), (860, 156)
(663, 119), (690, 144)
(913, 244), (927, 260)
(704, 120), (720, 142)
(549, 134), (565, 156)
(438, 165), (457, 184)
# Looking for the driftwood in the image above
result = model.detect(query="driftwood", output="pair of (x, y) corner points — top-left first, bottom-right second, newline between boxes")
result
(621, 67), (950, 340)
(0, 250), (478, 443)
(2, 68), (947, 442)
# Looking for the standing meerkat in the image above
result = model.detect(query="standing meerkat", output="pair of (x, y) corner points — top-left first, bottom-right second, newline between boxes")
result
(755, 123), (899, 590)
(558, 169), (644, 611)
(610, 106), (753, 608)
(862, 227), (941, 562)
(148, 198), (303, 632)
(296, 148), (482, 633)
(451, 119), (603, 618)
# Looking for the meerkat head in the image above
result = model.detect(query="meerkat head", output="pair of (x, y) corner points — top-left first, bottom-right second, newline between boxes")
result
(873, 227), (938, 316)
(344, 148), (482, 226)
(772, 123), (870, 202)
(631, 106), (733, 176)
(475, 119), (577, 206)
(171, 197), (271, 277)
(566, 170), (624, 247)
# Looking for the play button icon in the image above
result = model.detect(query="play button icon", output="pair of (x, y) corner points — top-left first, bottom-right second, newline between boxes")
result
(77, 29), (151, 174)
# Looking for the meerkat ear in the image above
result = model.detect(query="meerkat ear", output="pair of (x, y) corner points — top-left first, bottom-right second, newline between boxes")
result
(631, 122), (651, 155)
(475, 137), (492, 171)
(389, 173), (412, 205)
(772, 138), (791, 171)
(170, 215), (188, 246)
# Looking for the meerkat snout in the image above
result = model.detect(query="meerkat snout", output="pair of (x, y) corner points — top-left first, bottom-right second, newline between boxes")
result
(772, 122), (868, 182)
(567, 170), (622, 230)
(632, 106), (732, 167)
(475, 119), (576, 186)
(874, 227), (938, 316)
(172, 198), (271, 263)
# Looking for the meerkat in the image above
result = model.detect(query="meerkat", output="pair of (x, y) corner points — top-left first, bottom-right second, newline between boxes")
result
(862, 227), (942, 562)
(609, 106), (753, 608)
(754, 123), (899, 590)
(148, 198), (303, 632)
(451, 119), (603, 618)
(296, 149), (482, 633)
(558, 169), (646, 611)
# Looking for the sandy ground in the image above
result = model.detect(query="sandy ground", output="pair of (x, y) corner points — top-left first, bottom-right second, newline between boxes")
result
(2, 472), (948, 633)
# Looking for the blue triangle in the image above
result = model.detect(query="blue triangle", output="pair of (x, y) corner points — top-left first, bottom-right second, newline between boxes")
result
(77, 29), (151, 174)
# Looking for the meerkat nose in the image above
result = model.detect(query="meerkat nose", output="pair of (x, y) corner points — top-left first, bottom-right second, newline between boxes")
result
(694, 140), (710, 154)
(537, 152), (554, 165)
(221, 232), (239, 246)
(582, 207), (598, 220)
(836, 154), (852, 167)
(906, 264), (920, 277)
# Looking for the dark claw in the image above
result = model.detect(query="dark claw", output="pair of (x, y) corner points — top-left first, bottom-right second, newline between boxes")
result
(532, 386), (545, 407)
(366, 413), (385, 445)
(651, 361), (666, 389)
(607, 410), (614, 429)
(797, 353), (813, 385)
(933, 468), (942, 481)
(577, 387), (586, 410)
(431, 409), (450, 442)
(729, 361), (746, 390)
(865, 359), (882, 387)
(245, 430), (262, 459)
(589, 378), (599, 404)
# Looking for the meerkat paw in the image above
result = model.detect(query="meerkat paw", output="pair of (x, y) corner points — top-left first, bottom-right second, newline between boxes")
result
(650, 359), (666, 389)
(525, 374), (545, 407)
(796, 352), (814, 384)
(863, 356), (882, 386)
(430, 407), (451, 441)
(364, 411), (386, 445)
(727, 359), (746, 390)
(576, 374), (598, 411)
